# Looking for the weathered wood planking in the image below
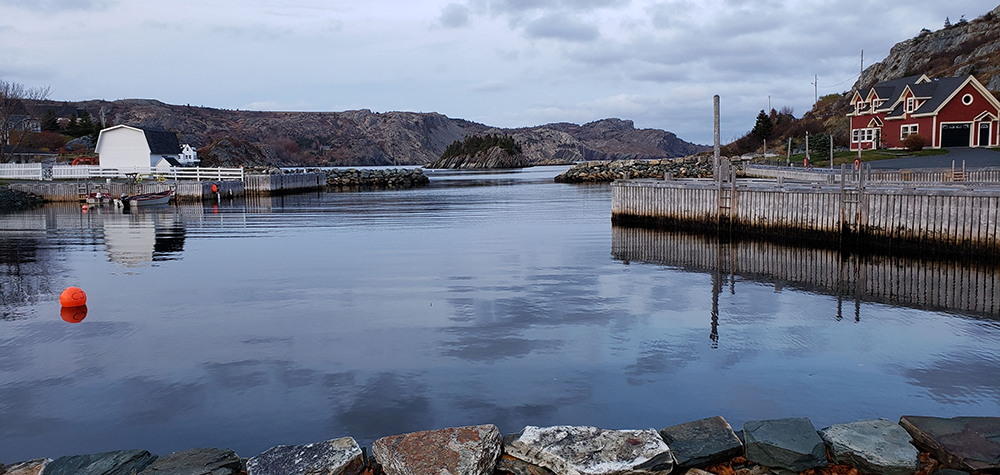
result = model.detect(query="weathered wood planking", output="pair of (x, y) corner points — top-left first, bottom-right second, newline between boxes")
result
(611, 179), (1000, 256)
(611, 226), (1000, 316)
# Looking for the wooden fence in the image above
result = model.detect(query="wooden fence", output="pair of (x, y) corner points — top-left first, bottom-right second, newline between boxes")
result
(611, 226), (1000, 317)
(50, 165), (244, 181)
(0, 163), (43, 180)
(745, 164), (1000, 183)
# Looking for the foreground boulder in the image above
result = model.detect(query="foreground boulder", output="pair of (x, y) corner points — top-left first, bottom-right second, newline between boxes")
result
(137, 448), (242, 475)
(899, 416), (1000, 472)
(819, 419), (919, 475)
(743, 418), (827, 472)
(247, 437), (364, 475)
(44, 449), (157, 475)
(659, 416), (743, 468)
(504, 425), (675, 475)
(372, 424), (501, 475)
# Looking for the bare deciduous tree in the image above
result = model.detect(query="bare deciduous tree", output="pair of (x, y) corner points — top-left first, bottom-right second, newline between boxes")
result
(0, 79), (52, 162)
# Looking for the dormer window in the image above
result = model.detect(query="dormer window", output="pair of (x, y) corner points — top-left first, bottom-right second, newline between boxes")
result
(906, 97), (915, 113)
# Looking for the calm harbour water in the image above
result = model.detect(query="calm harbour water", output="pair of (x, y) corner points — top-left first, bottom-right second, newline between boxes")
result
(1, 165), (999, 462)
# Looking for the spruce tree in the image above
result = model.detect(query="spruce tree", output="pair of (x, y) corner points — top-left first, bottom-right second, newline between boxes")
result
(751, 109), (773, 144)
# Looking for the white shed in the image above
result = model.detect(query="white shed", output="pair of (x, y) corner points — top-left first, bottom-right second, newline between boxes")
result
(95, 125), (183, 169)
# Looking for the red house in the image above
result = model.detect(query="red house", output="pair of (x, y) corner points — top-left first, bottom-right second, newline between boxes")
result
(848, 74), (1000, 150)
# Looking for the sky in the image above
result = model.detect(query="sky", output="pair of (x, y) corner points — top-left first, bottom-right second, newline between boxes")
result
(0, 0), (995, 145)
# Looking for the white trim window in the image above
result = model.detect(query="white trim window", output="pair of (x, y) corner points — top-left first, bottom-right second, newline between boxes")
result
(905, 97), (915, 113)
(901, 124), (919, 140)
(853, 128), (879, 143)
(962, 94), (973, 105)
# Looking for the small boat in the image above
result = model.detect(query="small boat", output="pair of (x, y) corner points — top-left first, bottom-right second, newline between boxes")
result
(86, 192), (113, 205)
(122, 190), (173, 207)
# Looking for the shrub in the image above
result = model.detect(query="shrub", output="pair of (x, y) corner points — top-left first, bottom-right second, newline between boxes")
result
(903, 134), (927, 151)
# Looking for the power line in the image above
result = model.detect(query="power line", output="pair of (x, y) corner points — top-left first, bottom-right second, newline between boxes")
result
(819, 73), (862, 89)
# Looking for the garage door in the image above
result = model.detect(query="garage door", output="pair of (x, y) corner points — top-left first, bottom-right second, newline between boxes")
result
(941, 123), (971, 147)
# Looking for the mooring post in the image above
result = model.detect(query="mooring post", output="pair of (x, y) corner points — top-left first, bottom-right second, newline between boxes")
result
(714, 95), (720, 180)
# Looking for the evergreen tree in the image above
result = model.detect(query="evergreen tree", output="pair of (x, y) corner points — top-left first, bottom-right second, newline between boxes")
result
(751, 109), (773, 144)
(41, 109), (59, 131)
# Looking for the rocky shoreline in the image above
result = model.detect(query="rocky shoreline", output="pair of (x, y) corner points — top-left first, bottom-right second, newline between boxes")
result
(0, 187), (44, 212)
(3, 415), (996, 475)
(325, 168), (429, 188)
(554, 156), (715, 183)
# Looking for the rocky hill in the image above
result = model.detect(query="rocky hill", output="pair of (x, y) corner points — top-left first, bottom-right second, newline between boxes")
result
(856, 5), (1000, 92)
(27, 99), (707, 167)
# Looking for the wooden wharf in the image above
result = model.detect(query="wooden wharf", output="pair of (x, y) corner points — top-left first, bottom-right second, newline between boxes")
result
(611, 226), (1000, 318)
(611, 165), (1000, 257)
(8, 173), (325, 202)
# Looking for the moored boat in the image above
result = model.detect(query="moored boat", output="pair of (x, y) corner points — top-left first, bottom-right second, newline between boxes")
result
(122, 190), (173, 207)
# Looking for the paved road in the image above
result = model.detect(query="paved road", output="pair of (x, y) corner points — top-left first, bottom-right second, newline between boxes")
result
(866, 147), (1000, 169)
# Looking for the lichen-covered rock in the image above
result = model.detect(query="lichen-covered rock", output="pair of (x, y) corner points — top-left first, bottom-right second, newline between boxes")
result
(372, 424), (501, 475)
(1, 459), (48, 475)
(137, 448), (242, 475)
(504, 425), (675, 475)
(495, 454), (555, 475)
(899, 416), (1000, 472)
(660, 417), (743, 468)
(819, 419), (919, 475)
(743, 418), (827, 472)
(44, 449), (158, 475)
(247, 437), (364, 475)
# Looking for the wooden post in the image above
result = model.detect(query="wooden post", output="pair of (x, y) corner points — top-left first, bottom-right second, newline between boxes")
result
(787, 137), (792, 166)
(714, 95), (721, 180)
(830, 134), (834, 169)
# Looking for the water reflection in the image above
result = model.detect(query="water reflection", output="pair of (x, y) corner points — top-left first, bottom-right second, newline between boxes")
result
(611, 226), (1000, 321)
(105, 213), (186, 267)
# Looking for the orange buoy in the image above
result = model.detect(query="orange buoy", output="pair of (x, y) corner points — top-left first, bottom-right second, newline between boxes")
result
(59, 286), (87, 307)
(81, 204), (88, 211)
(61, 305), (88, 323)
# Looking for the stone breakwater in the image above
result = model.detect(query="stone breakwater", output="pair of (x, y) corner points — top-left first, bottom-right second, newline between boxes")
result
(326, 168), (430, 188)
(554, 157), (714, 183)
(0, 187), (44, 211)
(4, 415), (997, 475)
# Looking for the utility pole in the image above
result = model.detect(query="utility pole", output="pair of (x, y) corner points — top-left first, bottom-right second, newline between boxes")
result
(768, 95), (771, 113)
(813, 75), (818, 106)
(830, 134), (834, 169)
(805, 131), (810, 168)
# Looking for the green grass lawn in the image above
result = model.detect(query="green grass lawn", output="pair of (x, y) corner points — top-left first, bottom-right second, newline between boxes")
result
(779, 148), (949, 168)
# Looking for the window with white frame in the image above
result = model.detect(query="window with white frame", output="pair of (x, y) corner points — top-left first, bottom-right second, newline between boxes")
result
(853, 128), (879, 143)
(901, 124), (919, 140)
(906, 98), (914, 113)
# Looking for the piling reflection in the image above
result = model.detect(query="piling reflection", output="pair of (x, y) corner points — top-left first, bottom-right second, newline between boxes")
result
(104, 213), (186, 267)
(612, 226), (1000, 322)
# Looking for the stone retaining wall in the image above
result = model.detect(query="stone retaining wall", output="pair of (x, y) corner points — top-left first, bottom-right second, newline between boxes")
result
(554, 157), (714, 183)
(4, 415), (995, 475)
(326, 168), (430, 188)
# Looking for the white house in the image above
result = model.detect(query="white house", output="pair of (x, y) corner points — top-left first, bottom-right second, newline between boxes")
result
(94, 125), (183, 169)
(178, 144), (199, 166)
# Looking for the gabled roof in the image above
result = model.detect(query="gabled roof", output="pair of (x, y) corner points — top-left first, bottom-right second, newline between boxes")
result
(96, 125), (181, 155)
(155, 156), (182, 167)
(142, 129), (181, 155)
(911, 76), (978, 115)
(858, 74), (929, 102)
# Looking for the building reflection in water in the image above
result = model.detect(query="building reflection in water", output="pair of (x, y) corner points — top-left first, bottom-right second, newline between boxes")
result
(104, 212), (186, 267)
(612, 226), (1000, 345)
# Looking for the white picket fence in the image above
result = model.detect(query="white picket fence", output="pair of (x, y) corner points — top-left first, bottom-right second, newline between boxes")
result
(50, 165), (244, 181)
(0, 163), (43, 180)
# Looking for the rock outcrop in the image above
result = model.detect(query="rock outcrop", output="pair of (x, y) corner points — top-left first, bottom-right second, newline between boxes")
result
(554, 156), (713, 183)
(856, 6), (1000, 91)
(425, 146), (529, 169)
(898, 416), (1000, 472)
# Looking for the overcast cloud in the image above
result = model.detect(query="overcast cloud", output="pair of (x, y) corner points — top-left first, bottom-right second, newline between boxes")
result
(0, 0), (993, 144)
